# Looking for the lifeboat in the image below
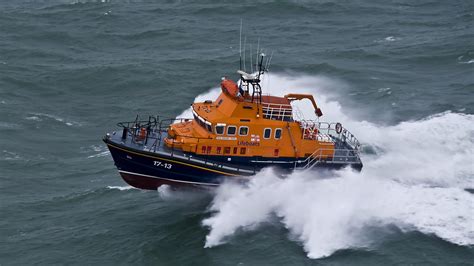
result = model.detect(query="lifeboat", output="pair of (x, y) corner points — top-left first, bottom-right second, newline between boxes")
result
(103, 53), (362, 190)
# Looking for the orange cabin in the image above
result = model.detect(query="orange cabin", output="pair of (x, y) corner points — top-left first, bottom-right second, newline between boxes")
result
(164, 77), (335, 160)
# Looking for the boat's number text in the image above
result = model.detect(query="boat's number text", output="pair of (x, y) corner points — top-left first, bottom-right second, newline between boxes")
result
(153, 160), (172, 169)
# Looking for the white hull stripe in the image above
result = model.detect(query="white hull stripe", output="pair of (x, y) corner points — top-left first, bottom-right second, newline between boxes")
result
(118, 170), (220, 186)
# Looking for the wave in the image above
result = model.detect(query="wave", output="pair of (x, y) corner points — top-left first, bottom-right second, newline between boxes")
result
(374, 36), (401, 43)
(459, 59), (474, 64)
(1, 150), (22, 161)
(203, 168), (473, 258)
(0, 122), (22, 130)
(81, 144), (110, 158)
(28, 112), (82, 127)
(87, 151), (110, 158)
(181, 73), (473, 258)
(106, 185), (134, 191)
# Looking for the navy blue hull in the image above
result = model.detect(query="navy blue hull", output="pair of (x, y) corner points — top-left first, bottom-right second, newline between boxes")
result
(104, 137), (362, 190)
(105, 140), (251, 189)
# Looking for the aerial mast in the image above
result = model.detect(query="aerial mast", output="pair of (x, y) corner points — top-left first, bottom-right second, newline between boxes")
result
(237, 25), (272, 104)
(239, 19), (242, 71)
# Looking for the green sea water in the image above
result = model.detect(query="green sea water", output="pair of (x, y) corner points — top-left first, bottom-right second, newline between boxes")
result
(0, 0), (473, 265)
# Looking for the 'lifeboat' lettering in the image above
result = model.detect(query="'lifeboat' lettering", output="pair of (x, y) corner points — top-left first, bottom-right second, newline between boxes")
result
(237, 140), (260, 146)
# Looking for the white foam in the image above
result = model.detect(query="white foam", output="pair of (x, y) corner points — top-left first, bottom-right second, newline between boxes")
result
(25, 116), (42, 121)
(87, 151), (110, 158)
(157, 185), (175, 199)
(378, 87), (392, 95)
(91, 145), (103, 152)
(203, 168), (473, 258)
(85, 145), (110, 158)
(1, 150), (21, 161)
(374, 36), (400, 43)
(384, 36), (398, 42)
(158, 185), (213, 202)
(107, 185), (134, 191)
(190, 72), (474, 258)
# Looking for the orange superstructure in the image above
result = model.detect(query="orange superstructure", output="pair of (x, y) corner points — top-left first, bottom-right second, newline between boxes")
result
(164, 71), (335, 161)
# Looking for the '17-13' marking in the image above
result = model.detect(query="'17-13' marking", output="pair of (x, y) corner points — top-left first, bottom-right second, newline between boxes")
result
(154, 160), (172, 169)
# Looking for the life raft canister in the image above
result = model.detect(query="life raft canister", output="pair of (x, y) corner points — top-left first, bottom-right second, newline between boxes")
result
(221, 79), (239, 98)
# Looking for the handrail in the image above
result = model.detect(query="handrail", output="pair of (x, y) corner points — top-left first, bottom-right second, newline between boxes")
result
(116, 115), (213, 151)
(262, 103), (293, 121)
(299, 120), (361, 151)
(298, 147), (361, 170)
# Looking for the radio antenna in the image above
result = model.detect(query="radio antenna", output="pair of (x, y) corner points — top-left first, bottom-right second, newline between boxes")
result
(243, 36), (247, 72)
(256, 37), (260, 72)
(249, 43), (253, 73)
(239, 19), (242, 70)
(265, 51), (274, 71)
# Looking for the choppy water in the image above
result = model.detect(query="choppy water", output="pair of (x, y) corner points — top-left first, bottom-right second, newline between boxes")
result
(1, 0), (473, 265)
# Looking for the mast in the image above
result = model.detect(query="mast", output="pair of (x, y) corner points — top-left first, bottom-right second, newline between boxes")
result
(236, 26), (271, 104)
(237, 53), (267, 104)
(239, 19), (242, 71)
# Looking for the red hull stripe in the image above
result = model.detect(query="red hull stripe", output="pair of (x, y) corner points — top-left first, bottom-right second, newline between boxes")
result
(118, 170), (220, 186)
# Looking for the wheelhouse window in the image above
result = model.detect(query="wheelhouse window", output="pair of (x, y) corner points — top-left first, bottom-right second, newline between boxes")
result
(239, 126), (249, 136)
(227, 126), (236, 135)
(197, 117), (205, 128)
(263, 128), (272, 139)
(215, 125), (225, 135)
(205, 123), (212, 133)
(275, 128), (282, 139)
(193, 109), (212, 133)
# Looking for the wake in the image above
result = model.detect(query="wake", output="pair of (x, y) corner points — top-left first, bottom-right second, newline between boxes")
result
(178, 73), (473, 258)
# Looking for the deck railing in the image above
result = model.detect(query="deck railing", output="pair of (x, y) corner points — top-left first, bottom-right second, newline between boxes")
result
(298, 147), (361, 170)
(299, 120), (360, 150)
(116, 115), (210, 153)
(262, 103), (293, 121)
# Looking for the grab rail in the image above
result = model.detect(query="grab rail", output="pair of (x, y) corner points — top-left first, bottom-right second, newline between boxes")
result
(116, 115), (211, 152)
(262, 103), (293, 121)
(298, 147), (361, 170)
(299, 120), (361, 150)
